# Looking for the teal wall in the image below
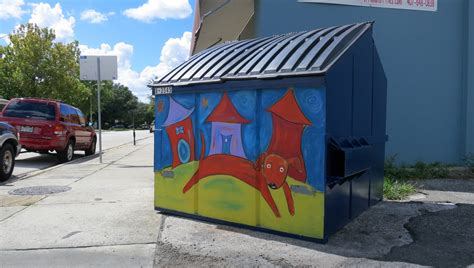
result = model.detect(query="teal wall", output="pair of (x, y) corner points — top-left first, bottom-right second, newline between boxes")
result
(466, 1), (474, 159)
(254, 0), (473, 164)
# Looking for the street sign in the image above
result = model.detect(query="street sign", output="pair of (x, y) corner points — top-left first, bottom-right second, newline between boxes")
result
(79, 55), (118, 163)
(80, 55), (118, 81)
(299, 0), (437, 12)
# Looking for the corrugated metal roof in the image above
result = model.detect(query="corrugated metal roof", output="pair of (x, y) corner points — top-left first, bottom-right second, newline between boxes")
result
(151, 22), (372, 88)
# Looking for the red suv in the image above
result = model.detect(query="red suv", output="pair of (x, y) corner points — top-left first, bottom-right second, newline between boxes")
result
(0, 98), (97, 162)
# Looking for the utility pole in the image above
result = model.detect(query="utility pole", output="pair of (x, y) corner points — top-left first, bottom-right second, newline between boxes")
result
(97, 57), (103, 163)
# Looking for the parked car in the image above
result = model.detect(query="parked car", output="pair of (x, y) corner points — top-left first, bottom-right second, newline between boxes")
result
(149, 120), (155, 133)
(111, 123), (126, 129)
(0, 122), (21, 181)
(0, 98), (97, 163)
(138, 123), (149, 130)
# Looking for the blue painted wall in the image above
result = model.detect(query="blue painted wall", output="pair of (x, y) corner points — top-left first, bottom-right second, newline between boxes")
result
(254, 0), (473, 164)
(465, 3), (474, 158)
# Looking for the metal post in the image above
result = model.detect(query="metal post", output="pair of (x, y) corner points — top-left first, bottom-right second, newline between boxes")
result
(133, 111), (136, 146)
(97, 58), (103, 163)
(133, 129), (136, 146)
(90, 94), (93, 123)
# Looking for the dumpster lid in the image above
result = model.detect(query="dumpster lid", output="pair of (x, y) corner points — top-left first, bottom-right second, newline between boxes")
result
(150, 22), (372, 89)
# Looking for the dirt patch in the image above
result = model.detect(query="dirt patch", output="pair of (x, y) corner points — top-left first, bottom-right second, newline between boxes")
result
(153, 241), (226, 267)
(0, 195), (44, 207)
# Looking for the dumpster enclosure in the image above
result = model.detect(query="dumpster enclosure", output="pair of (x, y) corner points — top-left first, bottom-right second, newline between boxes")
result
(150, 22), (387, 242)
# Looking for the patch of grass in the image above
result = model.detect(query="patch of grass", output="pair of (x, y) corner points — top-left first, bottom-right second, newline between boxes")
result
(383, 177), (416, 200)
(464, 153), (474, 173)
(384, 155), (411, 180)
(411, 161), (449, 179)
(385, 155), (449, 180)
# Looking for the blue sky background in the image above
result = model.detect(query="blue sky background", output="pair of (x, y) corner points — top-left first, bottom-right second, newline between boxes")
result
(0, 0), (196, 100)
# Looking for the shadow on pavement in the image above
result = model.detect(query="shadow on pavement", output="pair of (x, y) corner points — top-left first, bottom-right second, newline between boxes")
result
(158, 201), (474, 267)
(0, 153), (88, 186)
(15, 154), (59, 168)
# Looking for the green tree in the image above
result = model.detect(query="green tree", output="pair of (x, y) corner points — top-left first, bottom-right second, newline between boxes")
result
(100, 83), (138, 127)
(80, 80), (114, 120)
(134, 101), (154, 127)
(81, 81), (153, 129)
(0, 24), (90, 107)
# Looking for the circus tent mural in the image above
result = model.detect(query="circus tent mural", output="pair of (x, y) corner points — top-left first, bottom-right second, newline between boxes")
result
(206, 92), (250, 158)
(162, 97), (195, 168)
(266, 89), (312, 182)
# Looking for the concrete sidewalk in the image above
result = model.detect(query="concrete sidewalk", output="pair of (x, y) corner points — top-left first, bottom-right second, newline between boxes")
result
(1, 136), (473, 267)
(0, 136), (158, 267)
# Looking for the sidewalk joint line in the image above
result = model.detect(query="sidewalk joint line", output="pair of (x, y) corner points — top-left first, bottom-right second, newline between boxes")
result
(0, 242), (157, 252)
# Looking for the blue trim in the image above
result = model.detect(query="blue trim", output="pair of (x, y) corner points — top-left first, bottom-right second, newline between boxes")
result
(155, 206), (328, 243)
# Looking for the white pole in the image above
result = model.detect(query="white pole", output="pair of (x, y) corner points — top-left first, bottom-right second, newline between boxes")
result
(97, 58), (103, 163)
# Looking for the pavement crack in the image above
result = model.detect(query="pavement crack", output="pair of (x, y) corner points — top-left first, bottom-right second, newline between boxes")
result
(152, 214), (167, 267)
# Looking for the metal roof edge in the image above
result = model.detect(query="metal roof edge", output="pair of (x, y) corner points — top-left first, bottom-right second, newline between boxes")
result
(149, 69), (327, 88)
(319, 21), (374, 73)
(149, 22), (375, 90)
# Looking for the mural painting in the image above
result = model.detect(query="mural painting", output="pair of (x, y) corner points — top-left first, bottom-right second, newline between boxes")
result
(154, 87), (326, 238)
(162, 97), (195, 168)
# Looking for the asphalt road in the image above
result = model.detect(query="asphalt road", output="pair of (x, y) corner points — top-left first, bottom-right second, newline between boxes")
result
(13, 130), (153, 178)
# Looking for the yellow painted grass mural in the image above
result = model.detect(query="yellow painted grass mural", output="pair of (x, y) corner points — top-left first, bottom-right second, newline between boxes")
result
(155, 162), (324, 239)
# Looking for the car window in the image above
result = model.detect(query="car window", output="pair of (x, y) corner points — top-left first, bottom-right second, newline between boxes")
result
(75, 109), (86, 126)
(68, 106), (80, 124)
(60, 103), (80, 124)
(4, 100), (56, 121)
(60, 104), (69, 122)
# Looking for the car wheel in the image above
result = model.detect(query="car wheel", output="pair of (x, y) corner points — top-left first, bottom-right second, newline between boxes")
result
(58, 140), (75, 163)
(0, 143), (15, 182)
(85, 137), (96, 156)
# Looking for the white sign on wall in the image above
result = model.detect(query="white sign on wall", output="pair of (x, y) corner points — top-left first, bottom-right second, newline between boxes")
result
(299, 0), (437, 12)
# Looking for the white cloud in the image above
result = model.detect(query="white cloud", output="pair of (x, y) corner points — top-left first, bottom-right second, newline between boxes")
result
(123, 0), (192, 23)
(0, 0), (27, 20)
(29, 3), (75, 42)
(80, 9), (114, 24)
(0, 33), (11, 45)
(79, 31), (191, 101)
(143, 31), (191, 80)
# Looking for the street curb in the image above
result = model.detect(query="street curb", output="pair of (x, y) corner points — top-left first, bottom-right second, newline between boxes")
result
(10, 135), (152, 183)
